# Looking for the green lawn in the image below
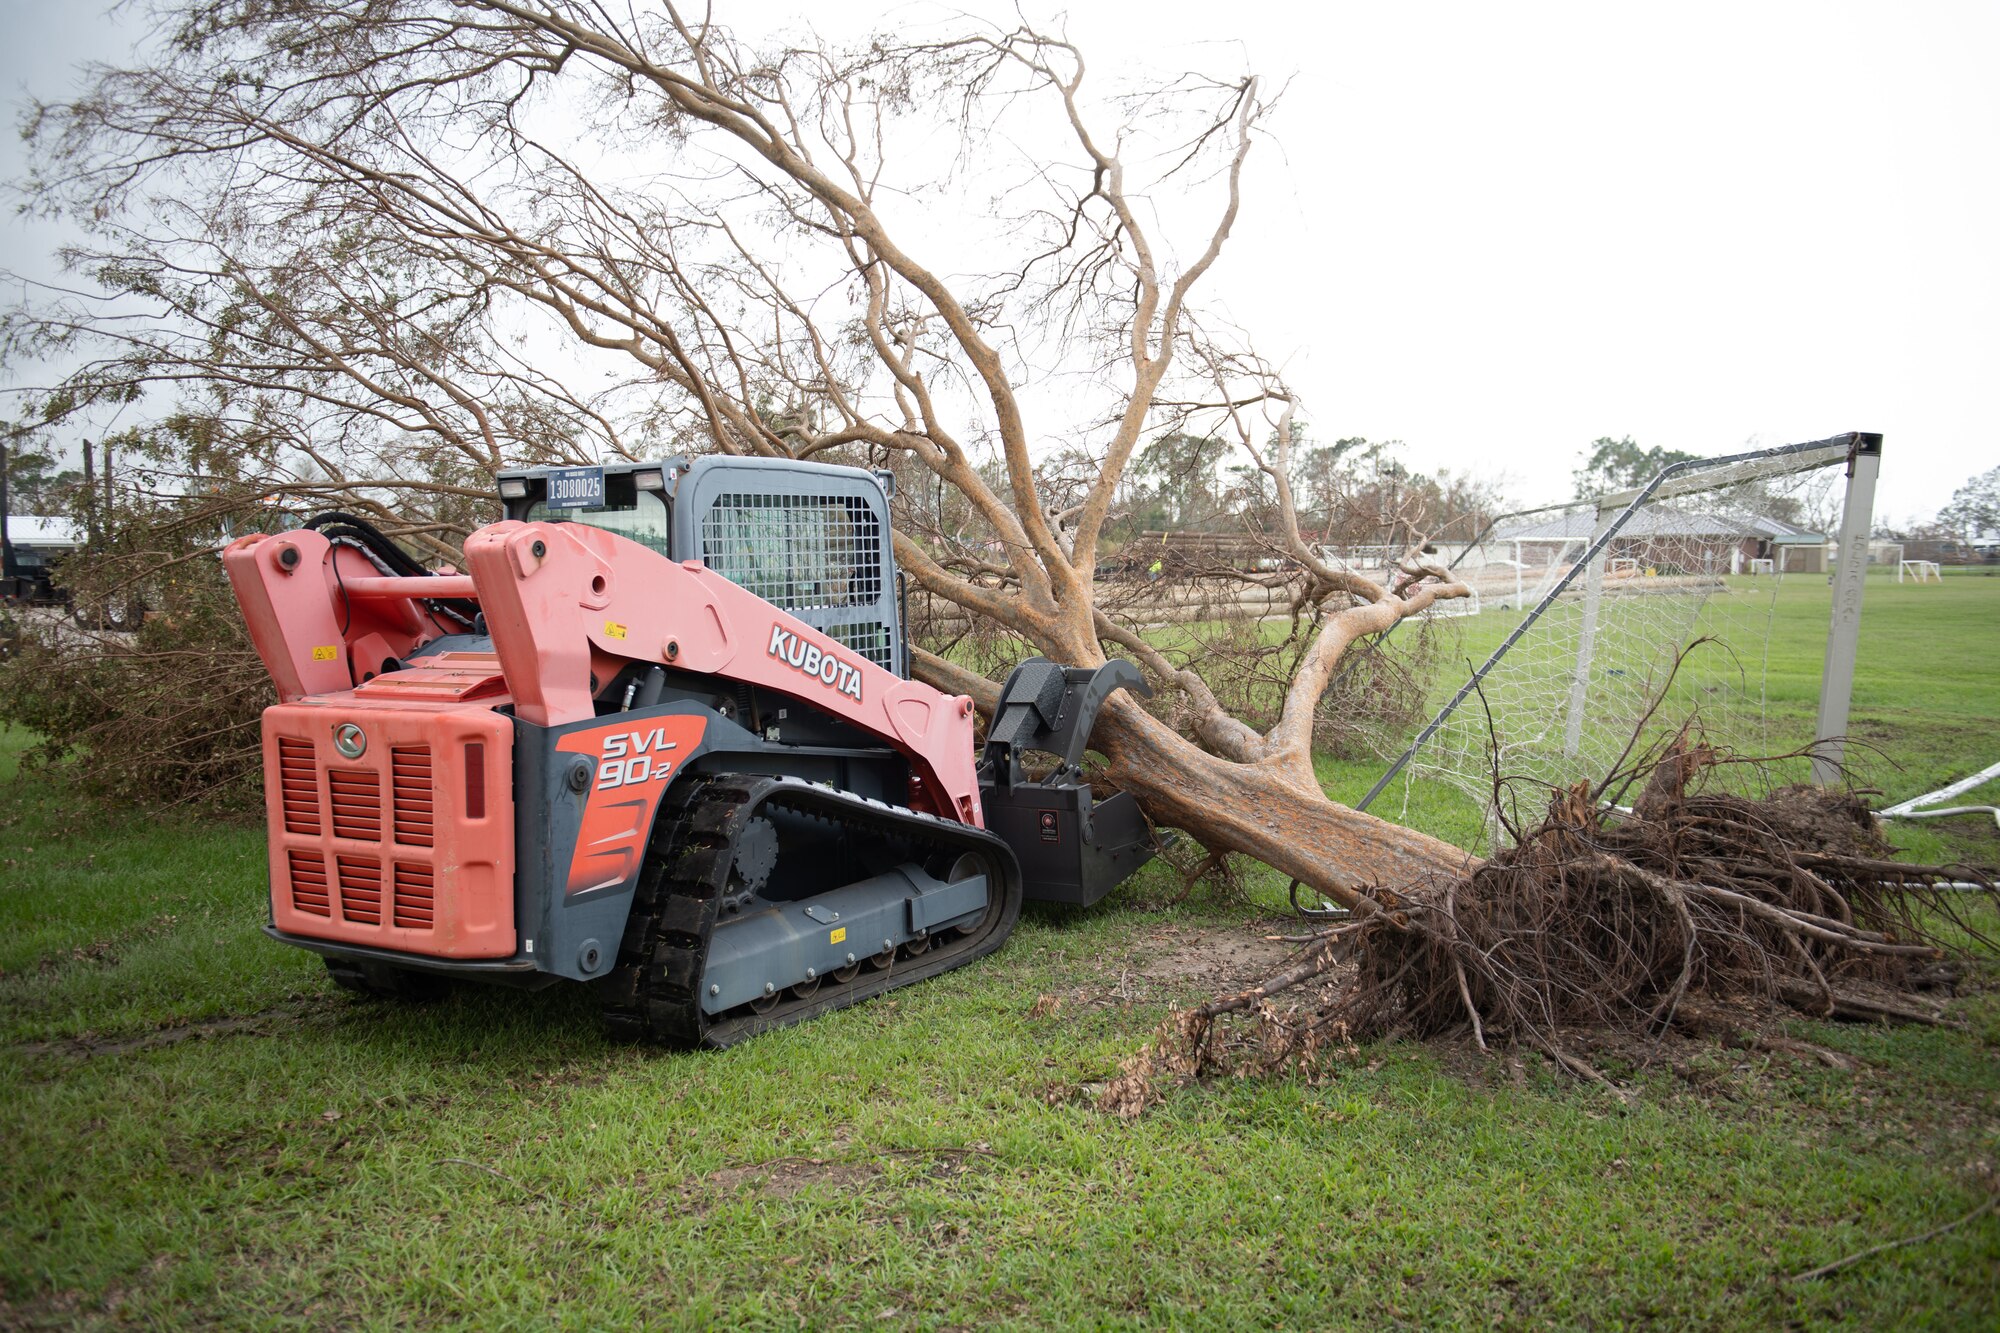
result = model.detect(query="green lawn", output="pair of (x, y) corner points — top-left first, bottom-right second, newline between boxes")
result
(2, 570), (1997, 1328)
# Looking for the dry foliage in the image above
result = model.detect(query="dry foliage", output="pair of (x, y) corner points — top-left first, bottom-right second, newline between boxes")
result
(0, 528), (269, 811)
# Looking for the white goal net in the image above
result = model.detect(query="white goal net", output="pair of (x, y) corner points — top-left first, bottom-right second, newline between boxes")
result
(1359, 436), (1870, 846)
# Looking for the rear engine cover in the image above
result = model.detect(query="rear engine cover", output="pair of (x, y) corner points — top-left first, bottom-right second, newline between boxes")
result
(262, 699), (516, 957)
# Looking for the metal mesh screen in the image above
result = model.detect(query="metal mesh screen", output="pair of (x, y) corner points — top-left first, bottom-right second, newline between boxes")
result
(1360, 437), (1858, 848)
(824, 622), (895, 670)
(700, 493), (884, 611)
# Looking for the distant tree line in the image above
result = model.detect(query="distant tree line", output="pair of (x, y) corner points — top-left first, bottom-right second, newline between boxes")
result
(1108, 428), (1506, 553)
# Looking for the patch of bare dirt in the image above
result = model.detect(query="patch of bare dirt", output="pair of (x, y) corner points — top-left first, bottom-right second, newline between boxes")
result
(1025, 919), (1306, 1023)
(0, 1287), (99, 1333)
(1135, 920), (1299, 989)
(1, 913), (182, 980)
(708, 1157), (882, 1199)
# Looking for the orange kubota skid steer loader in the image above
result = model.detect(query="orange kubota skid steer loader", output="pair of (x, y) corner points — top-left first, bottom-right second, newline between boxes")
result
(223, 456), (1156, 1046)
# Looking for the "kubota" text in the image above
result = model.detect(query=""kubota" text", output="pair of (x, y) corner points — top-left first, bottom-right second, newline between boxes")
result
(767, 624), (864, 701)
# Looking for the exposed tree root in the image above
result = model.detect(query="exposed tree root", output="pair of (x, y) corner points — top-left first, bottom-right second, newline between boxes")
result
(1102, 734), (1996, 1116)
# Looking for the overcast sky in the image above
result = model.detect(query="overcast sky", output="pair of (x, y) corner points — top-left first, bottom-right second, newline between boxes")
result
(2, 1), (1994, 525)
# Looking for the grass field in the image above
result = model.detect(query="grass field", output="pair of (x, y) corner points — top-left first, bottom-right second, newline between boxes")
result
(2, 569), (1997, 1328)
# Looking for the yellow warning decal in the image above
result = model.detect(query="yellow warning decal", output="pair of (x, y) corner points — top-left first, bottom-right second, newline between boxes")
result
(830, 927), (847, 945)
(310, 645), (339, 661)
(604, 621), (628, 640)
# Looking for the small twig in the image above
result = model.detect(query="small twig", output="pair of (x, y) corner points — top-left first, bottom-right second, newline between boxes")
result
(1445, 883), (1486, 1051)
(436, 1157), (561, 1206)
(1192, 927), (1357, 1021)
(1788, 1197), (1996, 1282)
(1544, 1043), (1631, 1106)
(1775, 982), (1954, 1028)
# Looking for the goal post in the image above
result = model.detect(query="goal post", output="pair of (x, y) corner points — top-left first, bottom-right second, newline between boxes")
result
(1809, 433), (1881, 784)
(1359, 432), (1881, 830)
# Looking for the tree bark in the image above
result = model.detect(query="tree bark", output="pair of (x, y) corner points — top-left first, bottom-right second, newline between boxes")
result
(1099, 698), (1477, 901)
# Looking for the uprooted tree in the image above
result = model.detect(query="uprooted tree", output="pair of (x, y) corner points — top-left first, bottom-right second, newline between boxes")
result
(5, 1), (1476, 894)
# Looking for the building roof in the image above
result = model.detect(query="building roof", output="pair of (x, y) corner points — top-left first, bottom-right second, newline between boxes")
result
(5, 516), (83, 549)
(1491, 506), (1824, 544)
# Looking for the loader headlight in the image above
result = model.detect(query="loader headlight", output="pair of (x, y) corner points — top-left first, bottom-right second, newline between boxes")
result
(633, 469), (666, 492)
(497, 477), (529, 500)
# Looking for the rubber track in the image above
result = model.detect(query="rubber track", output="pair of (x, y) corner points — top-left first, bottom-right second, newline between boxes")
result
(594, 774), (1023, 1049)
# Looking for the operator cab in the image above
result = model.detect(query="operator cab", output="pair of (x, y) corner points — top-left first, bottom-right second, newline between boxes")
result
(495, 456), (907, 679)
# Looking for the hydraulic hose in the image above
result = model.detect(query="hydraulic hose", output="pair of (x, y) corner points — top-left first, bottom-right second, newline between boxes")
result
(303, 511), (479, 629)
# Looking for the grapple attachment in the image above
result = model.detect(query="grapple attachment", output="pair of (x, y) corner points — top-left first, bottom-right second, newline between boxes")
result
(978, 658), (1159, 906)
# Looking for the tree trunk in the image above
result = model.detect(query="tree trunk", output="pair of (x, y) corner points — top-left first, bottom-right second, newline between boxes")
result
(1092, 698), (1480, 904)
(928, 654), (1478, 902)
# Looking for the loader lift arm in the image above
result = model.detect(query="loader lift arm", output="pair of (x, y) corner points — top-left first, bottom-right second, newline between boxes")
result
(461, 518), (986, 826)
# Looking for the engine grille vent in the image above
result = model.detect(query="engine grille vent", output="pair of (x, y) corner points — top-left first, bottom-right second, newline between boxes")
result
(328, 768), (382, 841)
(393, 863), (435, 929)
(278, 739), (321, 835)
(268, 716), (499, 948)
(391, 746), (434, 847)
(288, 850), (331, 916)
(337, 855), (383, 924)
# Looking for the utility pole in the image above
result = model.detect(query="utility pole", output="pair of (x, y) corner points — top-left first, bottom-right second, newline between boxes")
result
(82, 440), (96, 546)
(0, 424), (13, 595)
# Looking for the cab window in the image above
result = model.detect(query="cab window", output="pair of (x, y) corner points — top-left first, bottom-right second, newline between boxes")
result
(523, 472), (671, 556)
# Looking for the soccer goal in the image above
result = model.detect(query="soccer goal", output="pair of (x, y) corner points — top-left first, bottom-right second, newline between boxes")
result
(1360, 433), (1882, 842)
(1897, 559), (1942, 584)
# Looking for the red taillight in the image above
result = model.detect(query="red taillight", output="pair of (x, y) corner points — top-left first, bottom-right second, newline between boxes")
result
(464, 741), (486, 820)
